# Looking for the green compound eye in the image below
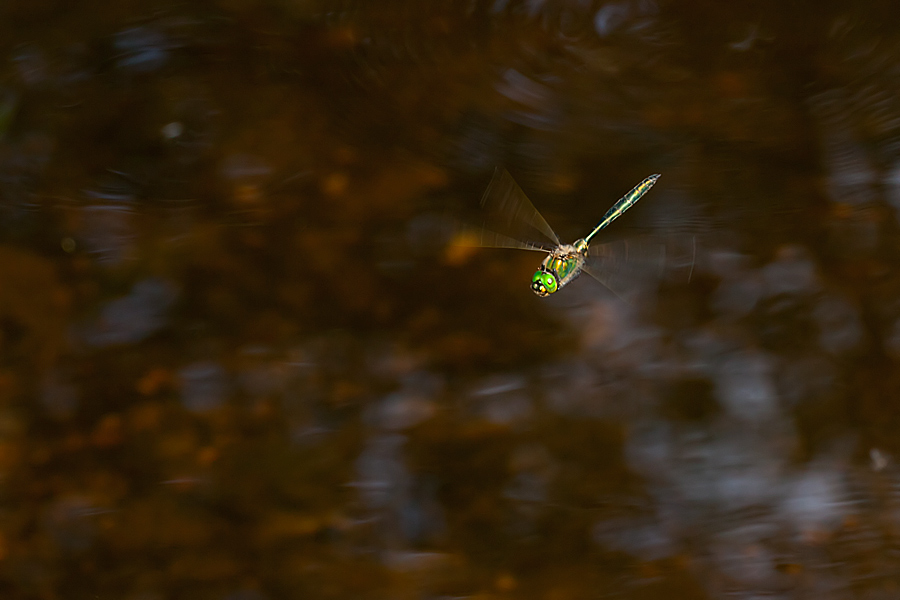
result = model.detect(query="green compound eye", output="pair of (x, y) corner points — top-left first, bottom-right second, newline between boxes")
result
(541, 272), (558, 293)
(531, 270), (548, 296)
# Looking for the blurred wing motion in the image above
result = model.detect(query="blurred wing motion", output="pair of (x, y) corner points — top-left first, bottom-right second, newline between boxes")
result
(453, 226), (552, 252)
(478, 167), (561, 247)
(583, 234), (697, 298)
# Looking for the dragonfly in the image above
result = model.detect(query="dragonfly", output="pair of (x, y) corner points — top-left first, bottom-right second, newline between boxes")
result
(460, 168), (673, 298)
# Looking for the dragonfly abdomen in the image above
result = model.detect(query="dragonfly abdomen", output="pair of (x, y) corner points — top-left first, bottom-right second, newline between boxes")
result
(584, 174), (661, 244)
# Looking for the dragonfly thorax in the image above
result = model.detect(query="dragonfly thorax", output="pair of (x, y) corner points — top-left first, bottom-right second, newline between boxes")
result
(531, 242), (588, 296)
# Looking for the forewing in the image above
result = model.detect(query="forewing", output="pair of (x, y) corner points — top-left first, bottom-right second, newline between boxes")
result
(582, 234), (697, 298)
(452, 226), (553, 252)
(479, 168), (561, 246)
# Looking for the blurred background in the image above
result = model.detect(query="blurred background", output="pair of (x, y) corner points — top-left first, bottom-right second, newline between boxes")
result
(1, 0), (900, 598)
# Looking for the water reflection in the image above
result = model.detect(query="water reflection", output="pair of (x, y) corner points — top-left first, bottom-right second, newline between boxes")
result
(3, 0), (900, 598)
(79, 278), (178, 347)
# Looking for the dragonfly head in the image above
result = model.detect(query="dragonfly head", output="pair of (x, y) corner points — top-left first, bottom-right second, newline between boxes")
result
(531, 269), (558, 296)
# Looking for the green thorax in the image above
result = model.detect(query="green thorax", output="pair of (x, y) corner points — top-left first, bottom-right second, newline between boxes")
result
(547, 254), (580, 282)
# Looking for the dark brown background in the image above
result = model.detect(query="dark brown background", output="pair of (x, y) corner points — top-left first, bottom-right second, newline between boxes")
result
(1, 1), (899, 598)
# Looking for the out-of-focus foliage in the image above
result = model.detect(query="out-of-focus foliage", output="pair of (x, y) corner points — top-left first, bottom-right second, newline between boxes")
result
(1, 1), (900, 599)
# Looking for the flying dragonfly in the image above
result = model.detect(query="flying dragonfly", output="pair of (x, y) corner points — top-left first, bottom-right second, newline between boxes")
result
(460, 168), (684, 298)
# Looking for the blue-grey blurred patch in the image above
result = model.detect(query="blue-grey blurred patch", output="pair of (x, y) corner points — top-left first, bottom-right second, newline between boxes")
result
(761, 245), (820, 297)
(713, 272), (763, 317)
(624, 421), (672, 479)
(713, 351), (779, 422)
(356, 434), (444, 545)
(80, 278), (178, 347)
(114, 27), (170, 72)
(39, 369), (80, 419)
(496, 69), (563, 132)
(869, 448), (889, 471)
(179, 361), (230, 413)
(708, 250), (764, 317)
(523, 0), (546, 18)
(710, 528), (781, 586)
(79, 195), (136, 265)
(497, 69), (552, 109)
(781, 464), (849, 534)
(594, 0), (658, 37)
(593, 517), (673, 560)
(376, 393), (435, 431)
(541, 359), (607, 418)
(683, 430), (785, 510)
(490, 0), (509, 14)
(813, 294), (864, 355)
(594, 3), (632, 37)
(352, 433), (446, 543)
(809, 89), (879, 207)
(508, 444), (556, 497)
(886, 161), (900, 220)
(397, 477), (446, 545)
(374, 371), (443, 430)
(627, 420), (788, 511)
(469, 374), (533, 425)
(706, 249), (753, 279)
(160, 121), (183, 140)
(353, 434), (409, 509)
(776, 355), (835, 407)
(504, 470), (548, 504)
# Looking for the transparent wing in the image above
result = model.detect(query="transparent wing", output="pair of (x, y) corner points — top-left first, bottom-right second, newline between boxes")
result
(479, 167), (561, 247)
(582, 234), (697, 298)
(452, 226), (553, 252)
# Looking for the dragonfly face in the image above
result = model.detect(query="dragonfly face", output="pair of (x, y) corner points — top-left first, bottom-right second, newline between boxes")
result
(531, 268), (558, 296)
